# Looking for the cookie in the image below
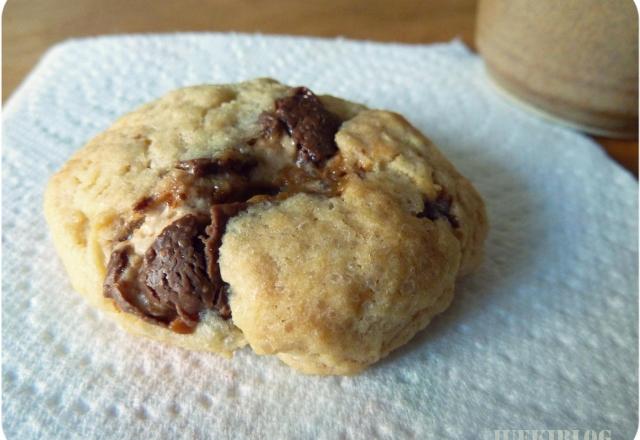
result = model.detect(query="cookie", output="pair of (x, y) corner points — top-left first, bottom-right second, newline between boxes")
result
(44, 78), (488, 375)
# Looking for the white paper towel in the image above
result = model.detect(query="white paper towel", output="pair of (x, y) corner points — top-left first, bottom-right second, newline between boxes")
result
(2, 34), (637, 440)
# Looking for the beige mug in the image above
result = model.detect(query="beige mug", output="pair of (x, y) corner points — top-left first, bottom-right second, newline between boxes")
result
(476, 0), (638, 138)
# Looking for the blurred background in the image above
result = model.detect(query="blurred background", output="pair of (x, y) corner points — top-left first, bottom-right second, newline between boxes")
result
(3, 0), (637, 175)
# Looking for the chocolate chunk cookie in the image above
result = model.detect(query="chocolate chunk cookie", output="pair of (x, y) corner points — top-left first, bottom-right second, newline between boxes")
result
(44, 78), (488, 374)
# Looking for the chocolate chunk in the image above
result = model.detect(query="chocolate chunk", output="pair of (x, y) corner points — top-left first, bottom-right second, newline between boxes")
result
(418, 192), (459, 228)
(140, 214), (214, 327)
(258, 112), (284, 139)
(132, 154), (258, 214)
(204, 203), (248, 287)
(105, 204), (249, 332)
(176, 154), (257, 177)
(270, 87), (341, 165)
(133, 196), (155, 212)
(115, 217), (145, 241)
(104, 246), (176, 324)
(203, 203), (249, 320)
(104, 246), (139, 315)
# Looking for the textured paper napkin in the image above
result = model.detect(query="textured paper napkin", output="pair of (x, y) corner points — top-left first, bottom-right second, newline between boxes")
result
(2, 34), (638, 439)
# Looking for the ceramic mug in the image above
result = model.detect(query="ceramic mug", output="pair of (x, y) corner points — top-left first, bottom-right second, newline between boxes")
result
(476, 0), (638, 138)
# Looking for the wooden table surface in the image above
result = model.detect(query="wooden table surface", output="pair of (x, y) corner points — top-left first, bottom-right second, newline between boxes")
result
(3, 0), (637, 176)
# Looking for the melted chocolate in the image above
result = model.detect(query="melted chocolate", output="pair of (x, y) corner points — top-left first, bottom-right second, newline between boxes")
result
(104, 207), (247, 332)
(104, 246), (141, 316)
(176, 154), (257, 177)
(266, 87), (342, 165)
(204, 203), (248, 320)
(140, 214), (213, 327)
(105, 86), (348, 333)
(418, 192), (459, 228)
